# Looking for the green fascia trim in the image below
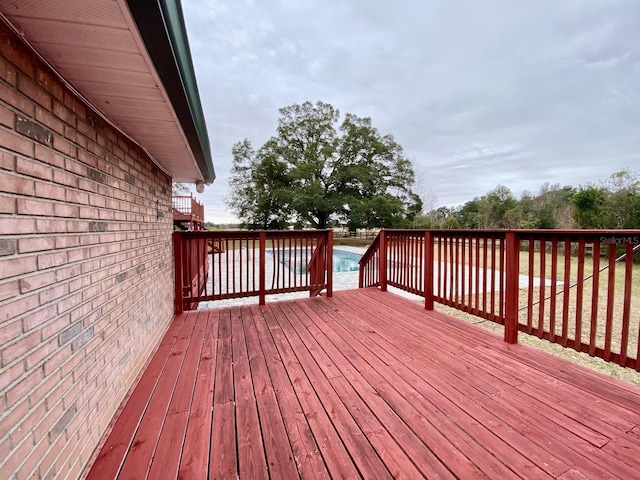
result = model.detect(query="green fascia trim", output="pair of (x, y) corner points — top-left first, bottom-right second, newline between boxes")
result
(126, 0), (216, 184)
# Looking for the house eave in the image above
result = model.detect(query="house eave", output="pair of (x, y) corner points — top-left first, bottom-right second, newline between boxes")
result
(0, 0), (215, 185)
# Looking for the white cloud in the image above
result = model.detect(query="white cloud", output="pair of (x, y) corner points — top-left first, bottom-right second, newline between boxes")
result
(183, 0), (640, 222)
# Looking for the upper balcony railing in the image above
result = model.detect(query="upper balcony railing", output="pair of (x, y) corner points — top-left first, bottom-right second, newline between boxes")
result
(172, 194), (205, 230)
(360, 229), (640, 370)
(173, 230), (333, 313)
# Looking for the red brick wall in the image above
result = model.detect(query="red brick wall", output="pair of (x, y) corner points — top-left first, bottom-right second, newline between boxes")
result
(0, 22), (176, 479)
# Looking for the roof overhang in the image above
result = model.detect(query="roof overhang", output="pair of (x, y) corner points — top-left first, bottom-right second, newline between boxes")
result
(0, 0), (215, 184)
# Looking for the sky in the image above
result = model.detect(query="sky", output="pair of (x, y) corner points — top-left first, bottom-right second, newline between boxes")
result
(181, 0), (640, 224)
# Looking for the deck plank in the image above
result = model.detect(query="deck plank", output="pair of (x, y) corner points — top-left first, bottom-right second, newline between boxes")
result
(249, 303), (330, 480)
(148, 313), (208, 479)
(86, 313), (188, 478)
(210, 309), (237, 480)
(293, 301), (455, 479)
(87, 289), (640, 480)
(178, 309), (219, 479)
(231, 307), (269, 480)
(322, 293), (615, 478)
(266, 302), (364, 479)
(306, 297), (511, 479)
(242, 306), (300, 479)
(346, 290), (640, 479)
(117, 313), (197, 479)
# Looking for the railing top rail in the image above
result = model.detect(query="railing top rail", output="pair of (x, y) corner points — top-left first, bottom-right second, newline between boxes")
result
(379, 228), (640, 234)
(174, 229), (332, 236)
(511, 229), (640, 236)
(358, 233), (381, 266)
(372, 229), (640, 242)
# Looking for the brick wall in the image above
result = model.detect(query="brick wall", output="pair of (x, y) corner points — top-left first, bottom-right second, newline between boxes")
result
(0, 22), (176, 479)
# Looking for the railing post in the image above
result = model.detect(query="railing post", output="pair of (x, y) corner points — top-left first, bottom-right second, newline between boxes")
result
(173, 232), (184, 314)
(380, 229), (387, 292)
(259, 231), (266, 305)
(424, 231), (434, 310)
(326, 230), (333, 297)
(504, 231), (520, 344)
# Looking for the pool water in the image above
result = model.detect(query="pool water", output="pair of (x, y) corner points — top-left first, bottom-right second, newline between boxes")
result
(273, 249), (362, 274)
(332, 249), (362, 272)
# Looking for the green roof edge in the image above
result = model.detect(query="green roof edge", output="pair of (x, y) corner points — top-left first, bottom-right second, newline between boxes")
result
(126, 0), (216, 184)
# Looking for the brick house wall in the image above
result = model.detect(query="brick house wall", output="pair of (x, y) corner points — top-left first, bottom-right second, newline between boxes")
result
(0, 22), (176, 479)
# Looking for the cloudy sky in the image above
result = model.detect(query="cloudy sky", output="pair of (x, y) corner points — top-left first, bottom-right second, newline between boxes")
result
(181, 0), (640, 223)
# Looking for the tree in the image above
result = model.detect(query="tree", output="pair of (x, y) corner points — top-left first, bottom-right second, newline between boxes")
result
(476, 185), (518, 228)
(172, 182), (189, 195)
(572, 184), (608, 228)
(521, 183), (575, 229)
(227, 101), (422, 229)
(456, 199), (480, 228)
(603, 170), (640, 228)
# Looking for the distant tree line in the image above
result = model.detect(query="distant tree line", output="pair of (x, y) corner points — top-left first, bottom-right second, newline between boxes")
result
(416, 169), (640, 230)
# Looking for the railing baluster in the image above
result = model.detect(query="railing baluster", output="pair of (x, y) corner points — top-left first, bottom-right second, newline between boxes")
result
(538, 240), (546, 339)
(482, 235), (488, 314)
(326, 231), (333, 297)
(474, 235), (480, 314)
(232, 235), (236, 295)
(504, 231), (519, 344)
(589, 242), (600, 356)
(620, 243), (633, 364)
(424, 231), (434, 310)
(498, 235), (504, 321)
(380, 230), (387, 292)
(549, 238), (558, 342)
(490, 235), (496, 318)
(259, 231), (266, 305)
(454, 235), (460, 305)
(449, 236), (454, 302)
(460, 235), (468, 306)
(604, 244), (616, 361)
(561, 237), (571, 346)
(527, 236), (534, 334)
(575, 237), (585, 351)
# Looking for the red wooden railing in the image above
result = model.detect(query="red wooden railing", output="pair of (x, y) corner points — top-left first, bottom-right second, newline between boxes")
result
(173, 230), (333, 313)
(360, 229), (640, 370)
(172, 194), (204, 219)
(172, 194), (205, 230)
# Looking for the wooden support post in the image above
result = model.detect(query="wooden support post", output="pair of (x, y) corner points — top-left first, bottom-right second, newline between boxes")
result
(173, 232), (184, 314)
(259, 231), (266, 305)
(424, 231), (434, 310)
(380, 230), (388, 292)
(326, 230), (333, 297)
(504, 231), (520, 344)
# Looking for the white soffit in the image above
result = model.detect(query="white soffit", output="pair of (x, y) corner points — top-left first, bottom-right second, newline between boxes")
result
(0, 0), (204, 182)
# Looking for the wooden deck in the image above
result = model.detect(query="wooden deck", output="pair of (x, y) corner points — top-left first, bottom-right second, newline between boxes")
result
(86, 289), (640, 479)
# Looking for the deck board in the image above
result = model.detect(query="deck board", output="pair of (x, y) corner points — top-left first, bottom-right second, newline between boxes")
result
(86, 289), (640, 479)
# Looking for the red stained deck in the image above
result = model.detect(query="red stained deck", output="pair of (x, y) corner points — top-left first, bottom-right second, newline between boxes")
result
(86, 289), (640, 479)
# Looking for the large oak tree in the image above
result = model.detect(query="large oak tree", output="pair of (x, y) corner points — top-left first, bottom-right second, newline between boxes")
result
(227, 101), (422, 229)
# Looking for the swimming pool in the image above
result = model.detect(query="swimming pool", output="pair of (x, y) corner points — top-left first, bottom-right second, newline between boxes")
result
(332, 249), (362, 272)
(271, 248), (362, 274)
